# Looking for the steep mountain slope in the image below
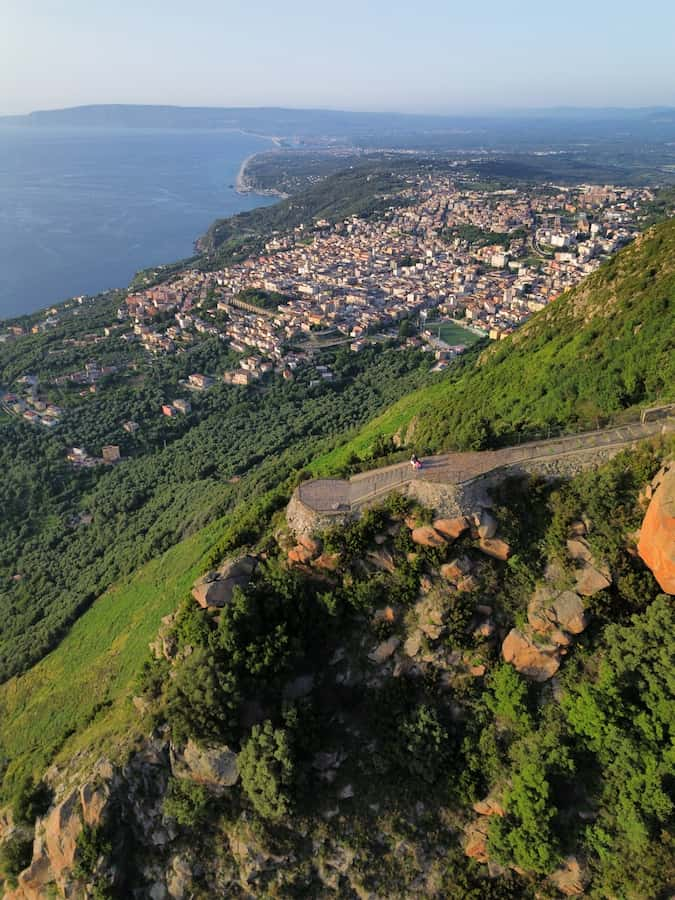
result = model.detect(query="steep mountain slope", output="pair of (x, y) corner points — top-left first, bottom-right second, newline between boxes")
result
(319, 218), (675, 468)
(1, 219), (674, 899)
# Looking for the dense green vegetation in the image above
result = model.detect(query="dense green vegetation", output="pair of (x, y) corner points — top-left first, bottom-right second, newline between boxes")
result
(0, 339), (433, 680)
(439, 224), (529, 248)
(235, 287), (290, 310)
(134, 439), (673, 897)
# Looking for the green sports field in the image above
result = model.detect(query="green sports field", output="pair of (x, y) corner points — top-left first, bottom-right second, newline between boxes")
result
(435, 321), (484, 346)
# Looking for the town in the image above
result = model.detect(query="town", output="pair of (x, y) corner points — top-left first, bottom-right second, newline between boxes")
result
(0, 176), (654, 458)
(119, 176), (651, 380)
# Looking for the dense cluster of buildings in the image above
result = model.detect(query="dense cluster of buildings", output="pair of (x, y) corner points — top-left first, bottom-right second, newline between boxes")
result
(1, 177), (654, 440)
(119, 177), (651, 366)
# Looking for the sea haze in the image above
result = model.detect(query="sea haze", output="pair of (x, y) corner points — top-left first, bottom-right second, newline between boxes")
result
(0, 126), (276, 319)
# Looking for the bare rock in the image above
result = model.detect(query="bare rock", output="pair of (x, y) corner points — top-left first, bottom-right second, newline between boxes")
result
(574, 560), (611, 596)
(638, 463), (675, 594)
(549, 856), (590, 896)
(404, 631), (423, 657)
(566, 538), (593, 562)
(411, 526), (446, 548)
(553, 591), (588, 634)
(457, 574), (480, 593)
(478, 538), (511, 561)
(314, 552), (340, 571)
(464, 818), (490, 863)
(440, 556), (472, 581)
(502, 628), (560, 681)
(528, 586), (588, 636)
(298, 535), (322, 557)
(369, 636), (400, 664)
(372, 606), (396, 626)
(170, 739), (239, 791)
(288, 545), (315, 565)
(476, 510), (498, 540)
(167, 854), (194, 899)
(474, 619), (495, 639)
(473, 796), (505, 817)
(192, 556), (257, 609)
(433, 517), (470, 540)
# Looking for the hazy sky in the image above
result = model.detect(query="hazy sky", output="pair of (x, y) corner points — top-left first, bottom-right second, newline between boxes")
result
(2, 0), (675, 115)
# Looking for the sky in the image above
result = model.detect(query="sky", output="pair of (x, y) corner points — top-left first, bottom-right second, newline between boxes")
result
(2, 0), (675, 116)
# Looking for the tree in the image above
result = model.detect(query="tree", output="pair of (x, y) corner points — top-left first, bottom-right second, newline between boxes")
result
(485, 664), (533, 734)
(163, 777), (210, 828)
(239, 721), (295, 821)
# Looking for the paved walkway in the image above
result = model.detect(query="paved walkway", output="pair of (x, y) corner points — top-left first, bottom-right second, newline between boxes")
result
(298, 415), (674, 513)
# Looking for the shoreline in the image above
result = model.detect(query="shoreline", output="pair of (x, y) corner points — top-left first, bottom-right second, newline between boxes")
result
(235, 150), (289, 199)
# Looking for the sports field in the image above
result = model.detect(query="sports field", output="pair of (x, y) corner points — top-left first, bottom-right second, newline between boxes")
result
(435, 320), (484, 346)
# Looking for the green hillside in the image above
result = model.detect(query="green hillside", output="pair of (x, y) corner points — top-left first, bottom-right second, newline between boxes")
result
(321, 218), (675, 465)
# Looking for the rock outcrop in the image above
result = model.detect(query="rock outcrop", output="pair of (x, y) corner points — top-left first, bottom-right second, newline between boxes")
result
(192, 556), (258, 609)
(411, 526), (446, 548)
(549, 856), (590, 896)
(432, 516), (470, 540)
(528, 586), (588, 637)
(501, 628), (561, 681)
(638, 462), (675, 593)
(477, 538), (511, 561)
(170, 739), (239, 792)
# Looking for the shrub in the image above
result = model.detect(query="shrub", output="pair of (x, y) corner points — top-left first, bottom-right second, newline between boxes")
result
(0, 834), (33, 883)
(163, 777), (210, 828)
(239, 721), (295, 821)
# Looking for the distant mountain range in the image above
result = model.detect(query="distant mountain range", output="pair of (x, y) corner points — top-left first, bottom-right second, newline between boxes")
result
(3, 103), (675, 149)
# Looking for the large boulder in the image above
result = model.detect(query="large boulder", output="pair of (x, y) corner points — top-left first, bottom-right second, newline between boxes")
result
(433, 517), (470, 540)
(170, 739), (239, 792)
(475, 510), (498, 540)
(411, 526), (446, 548)
(502, 628), (560, 681)
(472, 796), (505, 817)
(369, 636), (400, 664)
(528, 586), (588, 636)
(573, 560), (611, 596)
(566, 538), (593, 562)
(478, 538), (511, 561)
(464, 817), (490, 863)
(192, 556), (257, 609)
(549, 856), (590, 896)
(638, 463), (675, 594)
(440, 556), (472, 581)
(288, 545), (315, 565)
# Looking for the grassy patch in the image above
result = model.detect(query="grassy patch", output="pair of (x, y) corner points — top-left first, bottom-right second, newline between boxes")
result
(0, 516), (228, 795)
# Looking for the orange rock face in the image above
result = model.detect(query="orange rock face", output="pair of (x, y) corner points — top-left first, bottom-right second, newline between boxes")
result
(433, 517), (470, 540)
(410, 526), (446, 548)
(478, 538), (511, 561)
(502, 628), (560, 681)
(638, 463), (675, 594)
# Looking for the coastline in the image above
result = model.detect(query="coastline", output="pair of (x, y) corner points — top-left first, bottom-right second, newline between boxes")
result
(0, 129), (285, 321)
(235, 149), (290, 199)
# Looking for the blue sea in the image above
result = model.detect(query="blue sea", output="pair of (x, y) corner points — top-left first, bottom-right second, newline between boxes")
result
(0, 127), (276, 319)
